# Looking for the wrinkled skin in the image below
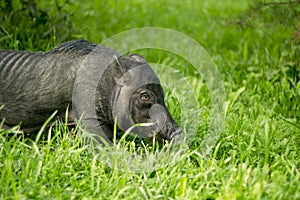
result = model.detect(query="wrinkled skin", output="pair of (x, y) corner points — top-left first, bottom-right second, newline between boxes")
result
(0, 40), (182, 145)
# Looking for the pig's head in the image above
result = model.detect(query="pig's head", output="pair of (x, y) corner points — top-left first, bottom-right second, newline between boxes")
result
(111, 54), (182, 143)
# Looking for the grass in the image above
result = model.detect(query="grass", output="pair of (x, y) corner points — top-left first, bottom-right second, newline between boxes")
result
(1, 0), (300, 199)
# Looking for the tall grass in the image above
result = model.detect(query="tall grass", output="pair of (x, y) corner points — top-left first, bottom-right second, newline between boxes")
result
(0, 0), (299, 199)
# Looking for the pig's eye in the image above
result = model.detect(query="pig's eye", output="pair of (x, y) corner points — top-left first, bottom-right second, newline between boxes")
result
(140, 93), (151, 101)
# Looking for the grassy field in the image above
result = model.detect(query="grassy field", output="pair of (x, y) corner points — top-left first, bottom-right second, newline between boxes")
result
(1, 0), (300, 199)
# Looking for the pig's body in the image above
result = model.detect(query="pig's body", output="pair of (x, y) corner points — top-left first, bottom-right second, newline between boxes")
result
(0, 40), (99, 130)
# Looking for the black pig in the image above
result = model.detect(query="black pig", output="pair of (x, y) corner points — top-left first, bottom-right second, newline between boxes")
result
(0, 40), (182, 145)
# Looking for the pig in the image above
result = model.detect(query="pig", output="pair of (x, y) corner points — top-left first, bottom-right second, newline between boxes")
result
(0, 40), (182, 145)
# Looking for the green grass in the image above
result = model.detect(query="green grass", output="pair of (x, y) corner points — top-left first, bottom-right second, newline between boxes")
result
(1, 0), (300, 199)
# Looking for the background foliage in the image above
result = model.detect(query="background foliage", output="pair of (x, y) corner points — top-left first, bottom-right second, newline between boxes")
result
(0, 0), (74, 50)
(0, 0), (299, 199)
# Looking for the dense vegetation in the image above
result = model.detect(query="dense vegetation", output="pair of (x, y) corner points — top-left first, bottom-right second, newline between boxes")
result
(0, 0), (299, 199)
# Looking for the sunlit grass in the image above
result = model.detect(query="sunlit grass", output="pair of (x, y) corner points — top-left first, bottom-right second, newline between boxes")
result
(1, 0), (300, 199)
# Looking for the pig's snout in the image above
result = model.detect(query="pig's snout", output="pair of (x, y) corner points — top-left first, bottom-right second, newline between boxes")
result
(149, 104), (182, 141)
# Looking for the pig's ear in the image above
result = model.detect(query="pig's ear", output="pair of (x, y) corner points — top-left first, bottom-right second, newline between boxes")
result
(113, 55), (127, 74)
(113, 55), (123, 67)
(129, 54), (147, 63)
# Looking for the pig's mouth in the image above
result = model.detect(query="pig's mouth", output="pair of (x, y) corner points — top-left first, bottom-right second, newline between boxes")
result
(169, 128), (183, 139)
(152, 127), (183, 144)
